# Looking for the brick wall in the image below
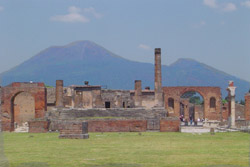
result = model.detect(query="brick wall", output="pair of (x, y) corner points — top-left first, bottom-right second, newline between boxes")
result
(245, 94), (250, 121)
(88, 120), (147, 132)
(58, 121), (89, 139)
(160, 118), (180, 132)
(28, 121), (49, 133)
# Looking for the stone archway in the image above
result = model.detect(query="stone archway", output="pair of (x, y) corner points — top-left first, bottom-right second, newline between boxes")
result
(11, 92), (35, 131)
(1, 82), (47, 131)
(163, 86), (221, 121)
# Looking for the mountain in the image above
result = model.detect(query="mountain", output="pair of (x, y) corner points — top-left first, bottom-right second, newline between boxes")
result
(0, 40), (249, 101)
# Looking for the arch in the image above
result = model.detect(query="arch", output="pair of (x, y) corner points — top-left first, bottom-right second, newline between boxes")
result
(210, 97), (216, 109)
(1, 82), (46, 131)
(180, 89), (205, 101)
(163, 86), (222, 121)
(168, 98), (174, 109)
(11, 91), (35, 131)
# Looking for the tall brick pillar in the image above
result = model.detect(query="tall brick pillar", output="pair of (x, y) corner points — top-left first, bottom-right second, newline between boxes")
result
(227, 81), (236, 128)
(154, 48), (163, 107)
(134, 80), (142, 107)
(56, 80), (64, 107)
(245, 93), (250, 121)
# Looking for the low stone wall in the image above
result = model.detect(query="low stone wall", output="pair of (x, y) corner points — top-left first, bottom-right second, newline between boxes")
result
(56, 108), (167, 120)
(59, 121), (89, 139)
(235, 119), (250, 128)
(160, 118), (180, 132)
(88, 120), (147, 132)
(28, 121), (49, 133)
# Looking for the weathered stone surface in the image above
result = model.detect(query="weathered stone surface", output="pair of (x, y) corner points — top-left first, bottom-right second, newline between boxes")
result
(56, 80), (63, 107)
(55, 108), (167, 120)
(134, 80), (142, 107)
(154, 48), (163, 107)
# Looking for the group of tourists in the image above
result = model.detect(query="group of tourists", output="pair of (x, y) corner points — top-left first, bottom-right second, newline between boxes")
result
(179, 115), (204, 125)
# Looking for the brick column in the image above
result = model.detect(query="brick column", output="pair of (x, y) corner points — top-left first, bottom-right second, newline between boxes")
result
(245, 93), (250, 120)
(154, 48), (163, 107)
(56, 80), (64, 107)
(134, 80), (142, 107)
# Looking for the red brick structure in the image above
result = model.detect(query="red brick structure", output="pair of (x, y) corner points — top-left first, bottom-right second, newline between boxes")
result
(163, 87), (221, 120)
(245, 93), (250, 121)
(28, 121), (49, 133)
(160, 118), (180, 132)
(1, 82), (47, 131)
(88, 120), (147, 132)
(59, 121), (89, 139)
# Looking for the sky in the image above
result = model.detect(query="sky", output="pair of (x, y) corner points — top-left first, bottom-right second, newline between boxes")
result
(0, 0), (249, 82)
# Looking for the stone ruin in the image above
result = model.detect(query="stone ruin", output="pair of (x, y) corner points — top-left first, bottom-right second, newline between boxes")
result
(0, 48), (249, 136)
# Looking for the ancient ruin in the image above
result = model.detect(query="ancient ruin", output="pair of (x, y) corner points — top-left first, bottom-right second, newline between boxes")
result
(0, 48), (249, 133)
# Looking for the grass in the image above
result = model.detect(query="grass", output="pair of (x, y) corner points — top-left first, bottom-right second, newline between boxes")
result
(1, 132), (250, 167)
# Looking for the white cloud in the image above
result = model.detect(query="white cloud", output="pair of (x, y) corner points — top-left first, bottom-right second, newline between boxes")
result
(222, 3), (237, 12)
(50, 6), (102, 23)
(138, 44), (151, 51)
(241, 1), (250, 8)
(83, 7), (102, 19)
(203, 0), (237, 12)
(0, 6), (4, 12)
(68, 6), (81, 13)
(203, 0), (218, 8)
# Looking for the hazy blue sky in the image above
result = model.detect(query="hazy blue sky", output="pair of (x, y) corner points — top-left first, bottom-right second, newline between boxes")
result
(0, 0), (249, 81)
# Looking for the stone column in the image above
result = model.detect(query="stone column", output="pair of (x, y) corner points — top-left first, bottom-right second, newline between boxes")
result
(227, 81), (236, 128)
(154, 48), (163, 107)
(134, 80), (142, 107)
(56, 80), (64, 107)
(245, 93), (250, 121)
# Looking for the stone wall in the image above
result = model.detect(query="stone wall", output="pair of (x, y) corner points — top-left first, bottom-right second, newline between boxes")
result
(28, 121), (49, 133)
(13, 92), (35, 126)
(47, 107), (167, 132)
(47, 87), (56, 108)
(130, 91), (155, 109)
(160, 118), (180, 132)
(101, 90), (133, 108)
(55, 108), (167, 120)
(222, 103), (245, 121)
